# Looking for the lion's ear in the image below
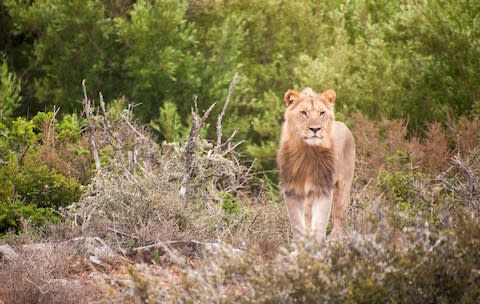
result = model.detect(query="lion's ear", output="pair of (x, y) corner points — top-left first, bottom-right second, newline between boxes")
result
(284, 90), (300, 107)
(321, 89), (336, 106)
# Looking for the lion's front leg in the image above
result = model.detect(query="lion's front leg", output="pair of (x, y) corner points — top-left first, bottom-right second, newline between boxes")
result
(284, 194), (306, 241)
(311, 192), (333, 242)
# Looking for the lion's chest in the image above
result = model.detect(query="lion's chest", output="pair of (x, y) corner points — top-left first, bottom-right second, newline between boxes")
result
(278, 144), (336, 198)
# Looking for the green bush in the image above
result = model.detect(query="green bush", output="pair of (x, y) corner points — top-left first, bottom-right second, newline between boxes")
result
(0, 155), (82, 235)
(376, 150), (439, 229)
(221, 192), (240, 224)
(0, 201), (60, 234)
(3, 0), (479, 175)
(1, 116), (37, 159)
(15, 165), (82, 209)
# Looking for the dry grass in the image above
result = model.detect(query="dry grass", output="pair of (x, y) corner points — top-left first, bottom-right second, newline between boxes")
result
(115, 212), (480, 304)
(0, 242), (105, 304)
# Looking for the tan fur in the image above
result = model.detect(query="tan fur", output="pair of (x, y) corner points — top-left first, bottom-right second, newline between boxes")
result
(277, 88), (355, 242)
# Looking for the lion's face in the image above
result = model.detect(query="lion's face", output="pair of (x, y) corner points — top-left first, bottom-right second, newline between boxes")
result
(283, 88), (336, 147)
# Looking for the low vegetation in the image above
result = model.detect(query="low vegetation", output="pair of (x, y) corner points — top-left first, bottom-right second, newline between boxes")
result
(1, 93), (479, 302)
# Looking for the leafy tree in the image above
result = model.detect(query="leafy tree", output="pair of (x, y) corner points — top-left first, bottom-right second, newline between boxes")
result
(5, 0), (121, 112)
(0, 52), (21, 123)
(391, 0), (480, 126)
(114, 0), (200, 121)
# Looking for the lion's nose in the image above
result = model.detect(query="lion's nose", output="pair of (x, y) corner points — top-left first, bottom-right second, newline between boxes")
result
(309, 127), (321, 134)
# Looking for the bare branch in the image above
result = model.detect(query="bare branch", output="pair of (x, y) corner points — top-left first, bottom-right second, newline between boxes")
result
(182, 101), (215, 160)
(215, 72), (238, 153)
(99, 92), (111, 129)
(82, 79), (101, 171)
(222, 140), (245, 157)
(82, 79), (89, 114)
(179, 101), (216, 199)
(121, 113), (149, 141)
(221, 129), (238, 149)
(451, 155), (479, 210)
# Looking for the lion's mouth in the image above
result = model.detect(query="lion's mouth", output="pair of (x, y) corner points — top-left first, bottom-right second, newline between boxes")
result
(305, 134), (323, 139)
(304, 136), (323, 146)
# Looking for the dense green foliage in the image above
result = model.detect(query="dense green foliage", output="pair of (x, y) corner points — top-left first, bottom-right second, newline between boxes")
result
(0, 201), (60, 233)
(0, 111), (84, 233)
(0, 53), (21, 123)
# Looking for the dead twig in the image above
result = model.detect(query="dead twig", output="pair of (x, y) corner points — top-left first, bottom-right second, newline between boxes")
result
(121, 112), (149, 141)
(82, 79), (101, 171)
(451, 155), (479, 210)
(215, 72), (238, 154)
(179, 100), (216, 199)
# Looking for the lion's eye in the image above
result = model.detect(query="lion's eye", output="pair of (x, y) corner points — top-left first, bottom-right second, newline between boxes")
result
(320, 111), (326, 116)
(300, 111), (308, 117)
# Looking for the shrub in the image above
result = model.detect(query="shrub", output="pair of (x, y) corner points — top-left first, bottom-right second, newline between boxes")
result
(15, 165), (82, 209)
(0, 201), (60, 234)
(0, 152), (82, 235)
(65, 100), (278, 252)
(120, 213), (480, 304)
(378, 151), (430, 215)
(221, 191), (240, 223)
(0, 116), (37, 161)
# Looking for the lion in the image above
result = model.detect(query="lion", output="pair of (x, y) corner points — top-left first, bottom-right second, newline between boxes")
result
(277, 87), (355, 242)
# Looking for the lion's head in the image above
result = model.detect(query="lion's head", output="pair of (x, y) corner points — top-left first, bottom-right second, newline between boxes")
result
(282, 88), (336, 148)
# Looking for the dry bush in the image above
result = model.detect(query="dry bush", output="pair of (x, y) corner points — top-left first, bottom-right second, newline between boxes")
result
(0, 242), (105, 304)
(351, 114), (411, 183)
(68, 110), (480, 302)
(119, 212), (480, 304)
(349, 114), (413, 234)
(450, 116), (480, 157)
(350, 113), (387, 184)
(437, 150), (480, 221)
(418, 122), (451, 174)
(378, 116), (410, 156)
(64, 100), (286, 254)
(112, 147), (480, 303)
(348, 114), (478, 234)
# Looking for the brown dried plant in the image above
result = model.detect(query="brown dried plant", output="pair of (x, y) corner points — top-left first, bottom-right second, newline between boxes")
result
(0, 243), (105, 304)
(453, 116), (480, 157)
(419, 122), (451, 174)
